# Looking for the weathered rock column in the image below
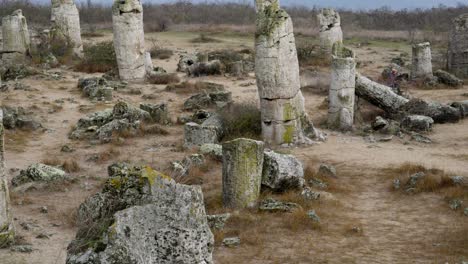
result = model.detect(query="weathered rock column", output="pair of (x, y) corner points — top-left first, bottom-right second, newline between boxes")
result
(328, 44), (356, 130)
(112, 0), (147, 81)
(0, 110), (15, 247)
(411, 42), (433, 80)
(317, 8), (343, 54)
(448, 13), (468, 78)
(255, 0), (323, 146)
(1, 9), (31, 64)
(222, 138), (264, 208)
(51, 0), (83, 57)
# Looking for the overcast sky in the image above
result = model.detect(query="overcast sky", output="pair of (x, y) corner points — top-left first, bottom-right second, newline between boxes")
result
(33, 0), (465, 10)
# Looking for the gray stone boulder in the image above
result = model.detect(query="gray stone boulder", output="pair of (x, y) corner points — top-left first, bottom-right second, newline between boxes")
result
(401, 115), (434, 132)
(434, 70), (463, 87)
(177, 54), (198, 73)
(1, 106), (42, 130)
(199, 144), (222, 160)
(318, 164), (337, 178)
(184, 122), (220, 148)
(401, 98), (461, 124)
(207, 213), (231, 230)
(183, 91), (232, 111)
(11, 163), (67, 186)
(77, 77), (113, 101)
(112, 101), (150, 123)
(450, 101), (468, 118)
(139, 103), (171, 124)
(66, 163), (214, 264)
(262, 151), (304, 191)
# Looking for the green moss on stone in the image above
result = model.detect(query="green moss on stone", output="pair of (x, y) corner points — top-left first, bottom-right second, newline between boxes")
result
(282, 125), (295, 144)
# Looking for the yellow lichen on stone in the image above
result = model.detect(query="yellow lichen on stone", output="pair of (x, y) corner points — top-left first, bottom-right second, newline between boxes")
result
(141, 166), (171, 186)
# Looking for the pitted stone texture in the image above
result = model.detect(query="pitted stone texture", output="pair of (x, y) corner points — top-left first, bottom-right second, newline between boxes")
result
(317, 9), (343, 53)
(328, 46), (356, 130)
(112, 0), (146, 81)
(1, 9), (31, 63)
(222, 138), (264, 208)
(448, 14), (468, 78)
(401, 115), (434, 132)
(184, 122), (220, 148)
(260, 92), (304, 122)
(0, 110), (15, 247)
(51, 0), (83, 57)
(262, 151), (304, 191)
(411, 42), (433, 80)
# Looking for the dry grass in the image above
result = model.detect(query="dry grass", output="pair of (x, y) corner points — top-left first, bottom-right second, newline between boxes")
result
(303, 165), (344, 193)
(165, 81), (224, 94)
(219, 101), (262, 141)
(147, 73), (180, 85)
(75, 41), (117, 73)
(95, 147), (121, 164)
(42, 158), (81, 173)
(138, 123), (169, 136)
(149, 47), (174, 60)
(48, 206), (78, 228)
(4, 130), (35, 152)
(190, 33), (222, 43)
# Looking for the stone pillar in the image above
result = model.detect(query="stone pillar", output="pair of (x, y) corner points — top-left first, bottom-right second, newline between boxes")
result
(112, 0), (146, 81)
(222, 138), (264, 209)
(328, 44), (356, 130)
(255, 0), (323, 146)
(317, 8), (343, 54)
(51, 0), (83, 57)
(1, 9), (31, 64)
(0, 110), (15, 247)
(411, 42), (433, 80)
(448, 13), (468, 78)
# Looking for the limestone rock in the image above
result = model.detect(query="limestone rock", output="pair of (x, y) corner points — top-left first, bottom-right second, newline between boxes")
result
(1, 10), (31, 64)
(262, 151), (304, 191)
(199, 144), (223, 160)
(307, 210), (320, 222)
(112, 0), (146, 81)
(317, 8), (343, 53)
(184, 122), (220, 148)
(11, 163), (67, 186)
(207, 213), (231, 230)
(401, 115), (434, 132)
(188, 60), (224, 77)
(450, 101), (468, 118)
(434, 69), (463, 87)
(301, 187), (321, 200)
(1, 106), (41, 131)
(318, 164), (337, 178)
(411, 42), (433, 80)
(448, 14), (468, 78)
(177, 54), (198, 73)
(222, 237), (240, 247)
(184, 91), (232, 110)
(401, 98), (461, 124)
(222, 138), (264, 208)
(450, 175), (468, 187)
(258, 198), (300, 212)
(0, 110), (15, 248)
(77, 77), (113, 101)
(51, 0), (83, 57)
(171, 154), (205, 178)
(139, 103), (170, 124)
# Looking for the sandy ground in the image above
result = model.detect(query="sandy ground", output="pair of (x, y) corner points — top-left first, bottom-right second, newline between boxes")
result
(0, 31), (467, 263)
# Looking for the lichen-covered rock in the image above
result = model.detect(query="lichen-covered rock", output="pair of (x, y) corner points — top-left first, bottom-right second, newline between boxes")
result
(222, 138), (264, 208)
(0, 110), (15, 248)
(450, 101), (468, 118)
(77, 77), (113, 101)
(258, 198), (300, 212)
(112, 0), (146, 81)
(1, 106), (41, 130)
(317, 8), (343, 53)
(450, 175), (468, 187)
(199, 144), (222, 160)
(51, 0), (83, 57)
(171, 154), (205, 178)
(411, 42), (433, 80)
(401, 98), (461, 124)
(139, 103), (170, 124)
(207, 213), (230, 230)
(11, 163), (67, 186)
(262, 151), (304, 191)
(183, 91), (232, 110)
(434, 69), (463, 87)
(184, 122), (220, 148)
(66, 164), (214, 264)
(96, 119), (137, 143)
(113, 101), (150, 123)
(1, 9), (31, 64)
(401, 115), (434, 132)
(177, 54), (198, 73)
(448, 14), (468, 78)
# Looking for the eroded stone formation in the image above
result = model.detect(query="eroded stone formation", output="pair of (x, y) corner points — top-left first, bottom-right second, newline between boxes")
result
(317, 8), (343, 53)
(51, 0), (83, 57)
(328, 44), (356, 130)
(112, 0), (147, 81)
(255, 0), (323, 146)
(448, 13), (468, 78)
(0, 110), (15, 248)
(222, 138), (264, 208)
(411, 42), (433, 80)
(1, 9), (31, 64)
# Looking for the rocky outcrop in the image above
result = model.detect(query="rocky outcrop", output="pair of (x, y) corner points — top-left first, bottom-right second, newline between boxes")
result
(222, 138), (264, 208)
(262, 151), (304, 191)
(400, 99), (461, 124)
(317, 8), (343, 53)
(448, 13), (468, 78)
(400, 115), (434, 132)
(1, 10), (31, 64)
(411, 42), (433, 80)
(66, 163), (214, 264)
(434, 69), (464, 87)
(0, 110), (15, 248)
(77, 77), (113, 101)
(51, 0), (83, 57)
(255, 0), (323, 145)
(11, 163), (67, 186)
(1, 106), (42, 131)
(112, 0), (147, 81)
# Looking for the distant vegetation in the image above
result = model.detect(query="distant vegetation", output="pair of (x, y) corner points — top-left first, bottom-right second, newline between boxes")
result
(1, 1), (468, 34)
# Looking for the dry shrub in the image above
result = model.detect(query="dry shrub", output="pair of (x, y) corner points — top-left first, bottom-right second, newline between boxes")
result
(190, 33), (222, 43)
(42, 158), (81, 173)
(219, 101), (262, 141)
(4, 129), (35, 152)
(303, 165), (343, 193)
(96, 147), (121, 164)
(149, 47), (174, 60)
(147, 73), (180, 85)
(138, 123), (169, 136)
(75, 41), (117, 73)
(296, 42), (330, 68)
(204, 193), (223, 213)
(49, 207), (78, 228)
(280, 208), (321, 232)
(165, 81), (224, 94)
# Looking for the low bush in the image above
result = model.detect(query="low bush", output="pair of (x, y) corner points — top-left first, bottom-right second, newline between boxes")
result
(75, 41), (117, 73)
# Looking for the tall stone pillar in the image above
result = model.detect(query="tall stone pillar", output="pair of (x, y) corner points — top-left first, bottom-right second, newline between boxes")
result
(0, 110), (15, 248)
(328, 44), (356, 130)
(448, 13), (468, 78)
(317, 8), (343, 54)
(255, 0), (323, 146)
(112, 0), (147, 81)
(411, 42), (433, 80)
(51, 0), (83, 57)
(1, 9), (31, 64)
(222, 138), (264, 209)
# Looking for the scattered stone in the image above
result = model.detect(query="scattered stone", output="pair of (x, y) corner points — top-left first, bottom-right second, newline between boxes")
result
(140, 102), (171, 124)
(393, 179), (401, 190)
(262, 151), (304, 191)
(10, 245), (33, 253)
(199, 144), (223, 160)
(177, 54), (198, 73)
(307, 210), (321, 222)
(222, 237), (240, 247)
(301, 187), (321, 200)
(318, 164), (337, 178)
(410, 133), (432, 144)
(207, 213), (231, 230)
(184, 122), (220, 148)
(450, 175), (468, 187)
(434, 70), (463, 87)
(1, 106), (42, 131)
(405, 172), (425, 193)
(61, 145), (75, 153)
(449, 199), (463, 210)
(401, 98), (461, 124)
(222, 138), (264, 208)
(11, 163), (67, 187)
(171, 154), (205, 178)
(40, 206), (48, 214)
(401, 115), (434, 132)
(183, 91), (232, 110)
(188, 60), (225, 77)
(450, 101), (468, 118)
(372, 116), (389, 131)
(309, 177), (328, 189)
(77, 77), (113, 101)
(259, 198), (300, 213)
(464, 208), (468, 216)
